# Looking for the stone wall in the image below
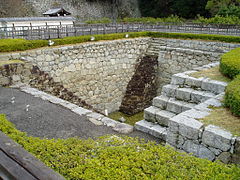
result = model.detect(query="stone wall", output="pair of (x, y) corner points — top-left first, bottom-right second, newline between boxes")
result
(0, 38), (150, 113)
(1, 37), (240, 114)
(147, 38), (240, 94)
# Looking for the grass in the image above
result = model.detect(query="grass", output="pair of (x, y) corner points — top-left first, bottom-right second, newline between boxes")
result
(190, 66), (231, 83)
(108, 111), (143, 125)
(0, 59), (25, 66)
(199, 107), (240, 136)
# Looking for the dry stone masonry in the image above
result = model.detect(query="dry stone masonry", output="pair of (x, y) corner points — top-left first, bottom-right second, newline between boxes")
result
(135, 63), (240, 164)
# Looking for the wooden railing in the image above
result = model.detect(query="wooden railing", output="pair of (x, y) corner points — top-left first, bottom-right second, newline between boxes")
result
(1, 23), (240, 40)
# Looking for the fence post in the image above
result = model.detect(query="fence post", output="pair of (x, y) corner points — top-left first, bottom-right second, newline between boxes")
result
(90, 25), (92, 35)
(103, 24), (106, 34)
(12, 23), (15, 39)
(116, 24), (118, 33)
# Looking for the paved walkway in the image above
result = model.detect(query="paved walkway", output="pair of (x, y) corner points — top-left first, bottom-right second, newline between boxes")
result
(0, 86), (160, 142)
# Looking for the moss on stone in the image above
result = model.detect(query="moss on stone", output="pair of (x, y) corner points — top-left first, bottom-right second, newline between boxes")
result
(0, 59), (25, 66)
(108, 111), (144, 125)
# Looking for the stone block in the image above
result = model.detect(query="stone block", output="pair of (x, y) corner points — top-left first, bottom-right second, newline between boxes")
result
(176, 88), (193, 101)
(204, 98), (222, 107)
(161, 84), (178, 97)
(171, 73), (186, 85)
(198, 145), (216, 161)
(156, 110), (175, 127)
(168, 114), (182, 133)
(231, 137), (240, 164)
(134, 120), (153, 134)
(216, 152), (231, 164)
(101, 117), (118, 128)
(191, 90), (207, 103)
(194, 103), (212, 112)
(152, 95), (169, 110)
(201, 79), (227, 94)
(185, 77), (203, 88)
(72, 107), (92, 116)
(181, 109), (210, 119)
(208, 147), (222, 156)
(166, 98), (185, 114)
(113, 123), (133, 134)
(144, 106), (159, 123)
(166, 130), (179, 147)
(86, 112), (104, 121)
(183, 140), (199, 156)
(177, 115), (203, 140)
(202, 125), (232, 151)
(181, 102), (196, 112)
(149, 125), (167, 140)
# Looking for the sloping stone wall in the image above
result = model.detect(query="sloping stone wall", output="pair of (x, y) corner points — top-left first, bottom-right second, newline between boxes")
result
(0, 38), (150, 113)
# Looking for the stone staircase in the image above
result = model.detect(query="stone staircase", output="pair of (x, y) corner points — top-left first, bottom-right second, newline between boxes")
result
(135, 63), (227, 141)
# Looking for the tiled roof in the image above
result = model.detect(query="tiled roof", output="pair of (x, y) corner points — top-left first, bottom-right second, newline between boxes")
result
(0, 16), (75, 22)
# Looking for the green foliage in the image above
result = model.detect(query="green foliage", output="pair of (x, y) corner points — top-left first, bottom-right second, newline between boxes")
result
(220, 47), (240, 116)
(119, 15), (185, 24)
(224, 75), (240, 116)
(0, 39), (48, 52)
(193, 15), (240, 25)
(0, 114), (240, 179)
(220, 47), (240, 79)
(206, 0), (240, 16)
(84, 18), (112, 24)
(218, 5), (240, 18)
(1, 32), (240, 53)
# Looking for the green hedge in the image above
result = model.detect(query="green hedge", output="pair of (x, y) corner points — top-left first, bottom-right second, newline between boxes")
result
(224, 75), (240, 116)
(220, 48), (240, 116)
(1, 32), (240, 53)
(0, 114), (240, 179)
(220, 47), (240, 79)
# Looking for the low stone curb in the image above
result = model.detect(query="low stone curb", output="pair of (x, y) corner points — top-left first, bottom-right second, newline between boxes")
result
(11, 83), (134, 134)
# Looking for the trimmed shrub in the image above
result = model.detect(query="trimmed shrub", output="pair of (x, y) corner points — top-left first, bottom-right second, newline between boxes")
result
(224, 75), (240, 116)
(0, 39), (48, 52)
(0, 114), (240, 179)
(193, 15), (240, 25)
(220, 47), (240, 79)
(1, 32), (240, 53)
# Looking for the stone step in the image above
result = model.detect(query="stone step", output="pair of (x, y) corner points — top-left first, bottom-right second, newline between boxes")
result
(152, 95), (197, 114)
(135, 120), (167, 140)
(161, 84), (216, 103)
(170, 72), (227, 94)
(144, 105), (176, 126)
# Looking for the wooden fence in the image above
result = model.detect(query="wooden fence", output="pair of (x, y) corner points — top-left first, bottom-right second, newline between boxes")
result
(1, 23), (240, 40)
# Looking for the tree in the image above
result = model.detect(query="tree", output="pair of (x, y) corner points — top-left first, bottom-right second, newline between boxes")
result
(206, 0), (240, 16)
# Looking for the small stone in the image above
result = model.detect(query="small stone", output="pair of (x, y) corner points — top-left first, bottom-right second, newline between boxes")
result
(119, 117), (126, 123)
(89, 118), (103, 126)
(113, 123), (133, 134)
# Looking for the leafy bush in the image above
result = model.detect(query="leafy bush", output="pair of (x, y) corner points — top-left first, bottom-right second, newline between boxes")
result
(224, 75), (240, 116)
(218, 5), (240, 18)
(193, 15), (240, 25)
(0, 39), (48, 52)
(220, 47), (240, 116)
(0, 114), (240, 179)
(220, 47), (240, 79)
(1, 32), (240, 53)
(84, 18), (112, 24)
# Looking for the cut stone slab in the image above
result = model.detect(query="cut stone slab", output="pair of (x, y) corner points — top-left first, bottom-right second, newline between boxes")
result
(113, 123), (133, 134)
(144, 106), (159, 123)
(185, 76), (204, 88)
(155, 110), (175, 127)
(101, 117), (118, 128)
(202, 125), (232, 151)
(171, 73), (186, 85)
(72, 107), (92, 116)
(166, 130), (179, 147)
(190, 90), (214, 103)
(161, 84), (178, 97)
(176, 88), (193, 101)
(183, 140), (200, 156)
(135, 120), (167, 140)
(204, 98), (222, 107)
(201, 79), (227, 94)
(166, 98), (186, 114)
(180, 109), (210, 119)
(152, 95), (169, 110)
(88, 118), (104, 126)
(86, 112), (104, 121)
(177, 115), (204, 140)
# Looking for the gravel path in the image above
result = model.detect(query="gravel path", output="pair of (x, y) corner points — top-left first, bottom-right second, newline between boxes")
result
(0, 86), (161, 143)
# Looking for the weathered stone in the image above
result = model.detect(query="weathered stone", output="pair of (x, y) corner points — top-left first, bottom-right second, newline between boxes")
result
(156, 110), (175, 127)
(113, 123), (133, 134)
(198, 145), (215, 161)
(181, 109), (210, 119)
(177, 115), (203, 140)
(166, 98), (185, 114)
(202, 125), (232, 151)
(183, 140), (199, 156)
(101, 117), (118, 128)
(201, 79), (227, 94)
(144, 106), (159, 123)
(152, 95), (169, 110)
(166, 130), (179, 147)
(161, 84), (178, 97)
(89, 118), (103, 126)
(208, 147), (222, 156)
(171, 73), (186, 85)
(216, 152), (231, 164)
(176, 88), (193, 101)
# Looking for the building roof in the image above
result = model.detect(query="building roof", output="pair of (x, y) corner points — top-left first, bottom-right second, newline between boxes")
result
(43, 8), (71, 15)
(0, 16), (75, 22)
